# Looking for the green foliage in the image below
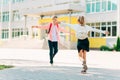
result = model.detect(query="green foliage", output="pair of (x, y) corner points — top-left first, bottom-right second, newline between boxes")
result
(116, 37), (120, 51)
(0, 65), (13, 70)
(100, 45), (113, 51)
(100, 37), (120, 51)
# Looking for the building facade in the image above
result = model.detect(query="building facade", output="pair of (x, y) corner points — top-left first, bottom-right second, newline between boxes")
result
(0, 0), (119, 49)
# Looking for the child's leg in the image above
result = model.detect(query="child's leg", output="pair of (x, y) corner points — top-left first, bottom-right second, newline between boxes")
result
(78, 49), (84, 61)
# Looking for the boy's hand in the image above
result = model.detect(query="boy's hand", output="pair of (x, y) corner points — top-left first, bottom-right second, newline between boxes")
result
(32, 26), (38, 28)
(56, 21), (61, 24)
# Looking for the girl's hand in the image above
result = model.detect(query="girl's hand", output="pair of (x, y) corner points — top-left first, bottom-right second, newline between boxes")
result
(105, 31), (109, 35)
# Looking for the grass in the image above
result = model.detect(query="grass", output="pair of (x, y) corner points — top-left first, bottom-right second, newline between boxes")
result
(0, 65), (14, 70)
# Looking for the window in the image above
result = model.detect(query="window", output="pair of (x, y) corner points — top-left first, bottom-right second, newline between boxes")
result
(112, 26), (116, 36)
(108, 0), (111, 11)
(3, 0), (9, 5)
(12, 0), (24, 3)
(2, 12), (9, 22)
(112, 0), (117, 10)
(86, 3), (91, 13)
(86, 0), (117, 13)
(95, 23), (100, 37)
(87, 21), (117, 37)
(102, 0), (106, 12)
(107, 22), (111, 36)
(2, 29), (9, 39)
(112, 21), (117, 36)
(13, 10), (20, 21)
(96, 2), (100, 12)
(86, 0), (92, 2)
(92, 3), (95, 12)
(91, 23), (95, 37)
(101, 22), (106, 37)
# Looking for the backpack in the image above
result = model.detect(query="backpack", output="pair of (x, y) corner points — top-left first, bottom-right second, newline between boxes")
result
(47, 23), (59, 34)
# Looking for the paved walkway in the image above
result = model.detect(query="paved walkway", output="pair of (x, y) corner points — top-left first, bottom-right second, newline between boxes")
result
(0, 48), (120, 80)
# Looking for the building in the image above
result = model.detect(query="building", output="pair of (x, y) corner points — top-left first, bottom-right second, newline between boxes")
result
(0, 0), (119, 49)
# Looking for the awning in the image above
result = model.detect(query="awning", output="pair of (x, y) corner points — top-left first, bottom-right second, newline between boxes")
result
(22, 3), (85, 17)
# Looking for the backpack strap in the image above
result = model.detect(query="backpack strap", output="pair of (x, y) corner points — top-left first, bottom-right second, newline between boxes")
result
(47, 23), (59, 34)
(56, 23), (59, 28)
(47, 23), (52, 34)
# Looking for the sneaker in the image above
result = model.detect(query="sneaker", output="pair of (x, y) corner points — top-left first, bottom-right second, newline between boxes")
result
(81, 69), (86, 74)
(50, 61), (53, 64)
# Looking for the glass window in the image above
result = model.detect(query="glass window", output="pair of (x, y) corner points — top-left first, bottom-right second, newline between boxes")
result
(2, 29), (9, 39)
(3, 0), (9, 5)
(96, 2), (100, 12)
(112, 26), (116, 36)
(112, 21), (117, 25)
(86, 0), (117, 13)
(13, 10), (20, 21)
(95, 27), (100, 37)
(12, 0), (24, 3)
(101, 27), (106, 37)
(86, 0), (92, 2)
(2, 12), (9, 22)
(102, 0), (106, 12)
(92, 3), (95, 12)
(107, 22), (111, 25)
(86, 3), (91, 13)
(108, 0), (111, 11)
(112, 0), (117, 10)
(108, 27), (111, 36)
(87, 21), (117, 37)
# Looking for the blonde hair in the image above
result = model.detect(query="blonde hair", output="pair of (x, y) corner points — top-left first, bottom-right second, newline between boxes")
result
(77, 16), (85, 26)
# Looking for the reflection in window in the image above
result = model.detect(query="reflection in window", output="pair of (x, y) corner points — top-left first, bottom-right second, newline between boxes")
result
(112, 0), (117, 10)
(102, 0), (106, 12)
(92, 3), (95, 12)
(86, 3), (91, 13)
(96, 2), (100, 12)
(108, 1), (111, 11)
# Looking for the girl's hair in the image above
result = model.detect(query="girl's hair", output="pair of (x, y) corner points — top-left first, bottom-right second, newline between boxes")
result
(77, 16), (85, 26)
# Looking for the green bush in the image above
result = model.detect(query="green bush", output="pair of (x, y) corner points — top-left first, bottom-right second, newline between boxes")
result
(116, 37), (120, 51)
(0, 65), (13, 70)
(100, 37), (120, 51)
(100, 45), (112, 51)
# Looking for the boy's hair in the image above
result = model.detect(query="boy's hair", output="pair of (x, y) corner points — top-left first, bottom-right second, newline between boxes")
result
(52, 15), (58, 19)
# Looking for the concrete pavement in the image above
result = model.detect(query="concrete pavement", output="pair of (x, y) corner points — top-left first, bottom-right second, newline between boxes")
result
(0, 48), (120, 80)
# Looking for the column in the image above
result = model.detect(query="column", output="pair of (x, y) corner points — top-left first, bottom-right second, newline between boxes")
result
(117, 0), (120, 36)
(68, 9), (72, 49)
(24, 15), (27, 39)
(9, 0), (12, 40)
(0, 0), (3, 40)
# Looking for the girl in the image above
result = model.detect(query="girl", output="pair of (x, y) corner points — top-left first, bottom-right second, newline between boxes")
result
(58, 16), (109, 73)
